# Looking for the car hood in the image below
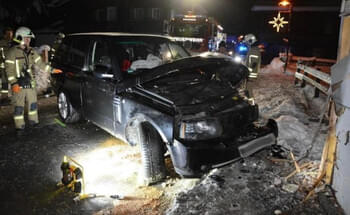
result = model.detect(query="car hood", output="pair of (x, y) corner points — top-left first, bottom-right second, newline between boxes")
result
(117, 55), (249, 93)
(118, 55), (250, 115)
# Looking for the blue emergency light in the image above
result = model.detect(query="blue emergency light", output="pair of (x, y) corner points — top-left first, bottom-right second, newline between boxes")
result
(237, 44), (248, 54)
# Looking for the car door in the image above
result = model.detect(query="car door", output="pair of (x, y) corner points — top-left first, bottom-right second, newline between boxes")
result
(83, 38), (117, 134)
(59, 36), (90, 110)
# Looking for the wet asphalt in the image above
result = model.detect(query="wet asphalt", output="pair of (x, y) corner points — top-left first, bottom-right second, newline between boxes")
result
(0, 97), (116, 215)
(0, 95), (345, 215)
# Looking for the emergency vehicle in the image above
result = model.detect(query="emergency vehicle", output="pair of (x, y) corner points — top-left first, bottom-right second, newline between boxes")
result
(167, 12), (226, 53)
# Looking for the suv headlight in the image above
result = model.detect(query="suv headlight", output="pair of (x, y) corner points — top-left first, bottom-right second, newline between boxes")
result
(179, 118), (223, 140)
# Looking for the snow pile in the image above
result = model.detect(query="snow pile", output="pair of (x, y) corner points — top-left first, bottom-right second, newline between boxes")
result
(167, 59), (329, 215)
(263, 57), (285, 73)
(253, 66), (327, 159)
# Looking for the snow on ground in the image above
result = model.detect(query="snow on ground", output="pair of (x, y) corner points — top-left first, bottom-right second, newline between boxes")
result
(166, 58), (332, 215)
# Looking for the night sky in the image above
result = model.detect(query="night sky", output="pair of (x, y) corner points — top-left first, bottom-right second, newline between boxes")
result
(0, 0), (343, 58)
(0, 0), (343, 34)
(198, 0), (342, 34)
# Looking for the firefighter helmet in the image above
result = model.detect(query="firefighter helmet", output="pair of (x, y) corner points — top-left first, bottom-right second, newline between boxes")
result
(243, 34), (257, 46)
(14, 26), (35, 43)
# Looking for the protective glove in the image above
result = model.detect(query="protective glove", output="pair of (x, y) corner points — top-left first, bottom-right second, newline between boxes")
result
(11, 84), (21, 93)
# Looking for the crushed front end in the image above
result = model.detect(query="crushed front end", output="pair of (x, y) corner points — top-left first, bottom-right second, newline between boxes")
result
(169, 116), (277, 177)
(140, 56), (278, 177)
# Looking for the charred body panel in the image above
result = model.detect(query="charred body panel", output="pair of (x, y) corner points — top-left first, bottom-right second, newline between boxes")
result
(51, 33), (278, 180)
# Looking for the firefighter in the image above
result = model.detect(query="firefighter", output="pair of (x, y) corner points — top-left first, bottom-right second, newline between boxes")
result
(242, 34), (261, 98)
(0, 27), (14, 105)
(218, 41), (228, 55)
(5, 26), (52, 135)
(244, 33), (261, 79)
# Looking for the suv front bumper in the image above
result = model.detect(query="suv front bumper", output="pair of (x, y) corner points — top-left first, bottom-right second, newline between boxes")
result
(168, 119), (278, 177)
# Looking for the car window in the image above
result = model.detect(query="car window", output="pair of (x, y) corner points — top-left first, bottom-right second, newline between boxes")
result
(68, 37), (90, 69)
(112, 37), (190, 75)
(168, 42), (189, 60)
(54, 37), (72, 65)
(90, 40), (112, 72)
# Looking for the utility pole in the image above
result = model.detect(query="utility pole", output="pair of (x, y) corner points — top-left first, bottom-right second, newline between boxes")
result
(278, 0), (293, 72)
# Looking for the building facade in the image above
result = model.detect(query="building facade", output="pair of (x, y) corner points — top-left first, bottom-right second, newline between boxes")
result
(63, 0), (206, 34)
(332, 1), (350, 215)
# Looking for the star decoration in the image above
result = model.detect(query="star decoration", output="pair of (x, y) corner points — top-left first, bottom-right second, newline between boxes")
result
(269, 12), (289, 32)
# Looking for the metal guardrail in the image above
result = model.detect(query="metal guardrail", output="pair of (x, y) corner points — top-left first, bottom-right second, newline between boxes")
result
(280, 53), (336, 67)
(295, 62), (331, 97)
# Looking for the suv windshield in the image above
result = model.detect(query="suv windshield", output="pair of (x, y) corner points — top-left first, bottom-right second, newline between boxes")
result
(113, 36), (190, 74)
(172, 23), (207, 38)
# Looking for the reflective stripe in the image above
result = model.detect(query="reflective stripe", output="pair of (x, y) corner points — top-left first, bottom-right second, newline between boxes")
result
(1, 90), (8, 93)
(14, 115), (24, 120)
(249, 74), (258, 78)
(29, 110), (38, 116)
(15, 60), (20, 78)
(45, 65), (50, 72)
(8, 76), (15, 81)
(5, 60), (15, 64)
(31, 80), (36, 88)
(35, 56), (41, 63)
(0, 63), (4, 68)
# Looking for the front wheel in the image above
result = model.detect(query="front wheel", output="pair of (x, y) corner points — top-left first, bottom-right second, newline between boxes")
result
(57, 91), (81, 123)
(139, 123), (166, 185)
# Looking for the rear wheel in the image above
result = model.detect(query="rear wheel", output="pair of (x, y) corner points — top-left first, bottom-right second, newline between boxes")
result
(57, 91), (81, 123)
(139, 123), (166, 185)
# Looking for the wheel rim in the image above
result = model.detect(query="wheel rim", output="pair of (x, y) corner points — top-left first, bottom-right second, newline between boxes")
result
(58, 92), (68, 119)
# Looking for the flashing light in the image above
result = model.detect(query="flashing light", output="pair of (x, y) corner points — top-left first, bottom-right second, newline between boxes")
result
(237, 44), (248, 54)
(52, 69), (63, 74)
(183, 18), (197, 21)
(184, 14), (197, 18)
(172, 36), (204, 43)
(228, 51), (233, 56)
(278, 0), (291, 7)
(234, 55), (242, 63)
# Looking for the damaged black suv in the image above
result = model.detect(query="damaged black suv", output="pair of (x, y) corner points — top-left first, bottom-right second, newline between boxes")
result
(51, 33), (278, 184)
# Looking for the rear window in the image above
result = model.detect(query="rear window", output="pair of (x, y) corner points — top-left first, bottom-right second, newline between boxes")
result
(68, 38), (90, 69)
(53, 36), (89, 69)
(53, 37), (72, 64)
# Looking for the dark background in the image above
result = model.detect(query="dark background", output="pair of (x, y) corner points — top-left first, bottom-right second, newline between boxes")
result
(0, 0), (342, 60)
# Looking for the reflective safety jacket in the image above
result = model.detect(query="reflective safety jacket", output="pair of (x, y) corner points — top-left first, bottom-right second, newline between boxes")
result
(5, 45), (51, 87)
(0, 39), (12, 70)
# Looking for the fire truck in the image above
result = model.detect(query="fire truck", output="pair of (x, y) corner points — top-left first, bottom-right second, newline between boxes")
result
(166, 13), (226, 53)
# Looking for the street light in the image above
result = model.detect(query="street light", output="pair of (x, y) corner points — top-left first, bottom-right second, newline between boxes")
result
(278, 0), (293, 72)
(278, 0), (291, 7)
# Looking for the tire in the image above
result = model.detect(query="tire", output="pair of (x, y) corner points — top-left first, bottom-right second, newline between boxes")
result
(57, 91), (81, 123)
(139, 123), (166, 185)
